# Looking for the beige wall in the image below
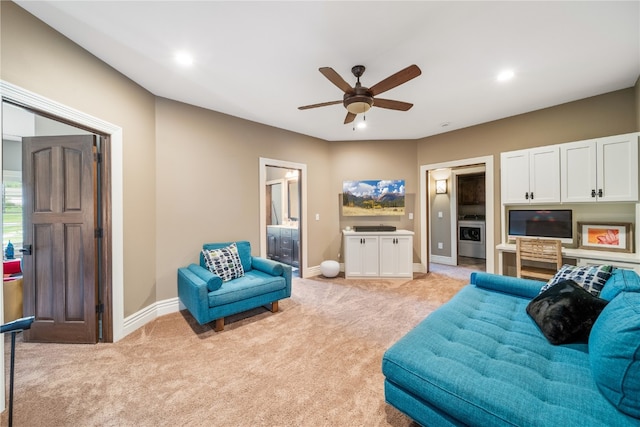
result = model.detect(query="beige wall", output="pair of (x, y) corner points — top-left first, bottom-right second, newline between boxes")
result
(1, 2), (157, 316)
(154, 98), (333, 300)
(329, 140), (419, 261)
(2, 1), (639, 319)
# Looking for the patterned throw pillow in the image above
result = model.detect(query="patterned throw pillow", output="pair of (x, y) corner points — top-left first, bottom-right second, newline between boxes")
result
(540, 264), (613, 297)
(202, 242), (245, 282)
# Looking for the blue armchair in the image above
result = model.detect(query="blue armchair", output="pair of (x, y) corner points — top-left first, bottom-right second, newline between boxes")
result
(177, 241), (291, 331)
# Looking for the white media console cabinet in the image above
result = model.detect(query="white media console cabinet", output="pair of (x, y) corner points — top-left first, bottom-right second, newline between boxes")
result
(343, 229), (414, 279)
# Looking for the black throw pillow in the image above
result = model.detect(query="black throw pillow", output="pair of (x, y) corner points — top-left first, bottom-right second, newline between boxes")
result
(526, 279), (608, 345)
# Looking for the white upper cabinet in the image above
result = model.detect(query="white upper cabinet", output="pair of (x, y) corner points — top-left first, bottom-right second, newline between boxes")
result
(561, 133), (639, 203)
(501, 146), (560, 204)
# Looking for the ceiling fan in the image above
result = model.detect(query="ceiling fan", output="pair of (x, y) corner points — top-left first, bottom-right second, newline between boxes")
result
(298, 64), (421, 124)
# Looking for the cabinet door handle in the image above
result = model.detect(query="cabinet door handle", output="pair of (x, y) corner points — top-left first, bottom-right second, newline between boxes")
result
(591, 189), (597, 198)
(525, 192), (529, 199)
(530, 192), (534, 200)
(598, 189), (603, 198)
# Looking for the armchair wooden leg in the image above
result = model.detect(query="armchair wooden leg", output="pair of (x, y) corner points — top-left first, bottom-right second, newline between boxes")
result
(214, 318), (224, 332)
(271, 301), (279, 313)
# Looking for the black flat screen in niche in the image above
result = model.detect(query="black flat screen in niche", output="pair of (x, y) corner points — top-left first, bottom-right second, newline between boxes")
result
(508, 209), (573, 243)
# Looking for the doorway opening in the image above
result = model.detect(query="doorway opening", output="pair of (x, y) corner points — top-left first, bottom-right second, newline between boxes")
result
(453, 166), (487, 269)
(259, 158), (307, 278)
(1, 101), (112, 343)
(420, 156), (495, 276)
(265, 166), (301, 276)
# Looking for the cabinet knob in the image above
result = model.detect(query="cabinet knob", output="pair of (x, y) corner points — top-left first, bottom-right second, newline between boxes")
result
(525, 192), (529, 199)
(591, 189), (597, 198)
(530, 192), (534, 200)
(598, 189), (603, 197)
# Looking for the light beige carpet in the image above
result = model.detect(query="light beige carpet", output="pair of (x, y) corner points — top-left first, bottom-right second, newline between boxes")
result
(2, 271), (468, 427)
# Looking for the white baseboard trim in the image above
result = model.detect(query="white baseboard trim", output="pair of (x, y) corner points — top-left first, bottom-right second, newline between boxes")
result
(429, 255), (457, 266)
(122, 297), (180, 338)
(305, 265), (322, 277)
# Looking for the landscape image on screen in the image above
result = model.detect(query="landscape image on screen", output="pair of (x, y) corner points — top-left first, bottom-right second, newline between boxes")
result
(342, 179), (405, 216)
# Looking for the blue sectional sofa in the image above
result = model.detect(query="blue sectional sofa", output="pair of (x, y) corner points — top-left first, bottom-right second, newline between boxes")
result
(177, 241), (291, 331)
(382, 270), (640, 426)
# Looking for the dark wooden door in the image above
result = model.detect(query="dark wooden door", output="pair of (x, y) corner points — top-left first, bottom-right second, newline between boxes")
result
(22, 135), (98, 343)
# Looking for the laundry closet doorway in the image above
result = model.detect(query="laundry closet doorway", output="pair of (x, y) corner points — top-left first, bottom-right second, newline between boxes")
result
(420, 155), (495, 274)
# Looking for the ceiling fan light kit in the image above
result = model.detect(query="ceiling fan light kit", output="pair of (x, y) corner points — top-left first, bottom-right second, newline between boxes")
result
(345, 99), (372, 114)
(299, 64), (421, 125)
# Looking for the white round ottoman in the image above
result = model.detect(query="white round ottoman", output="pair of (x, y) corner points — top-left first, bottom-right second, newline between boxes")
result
(320, 260), (340, 278)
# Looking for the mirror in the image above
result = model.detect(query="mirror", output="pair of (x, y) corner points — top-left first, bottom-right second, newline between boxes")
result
(267, 181), (283, 225)
(288, 178), (299, 221)
(266, 166), (300, 226)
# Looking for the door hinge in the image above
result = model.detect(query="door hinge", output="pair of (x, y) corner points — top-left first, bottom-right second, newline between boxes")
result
(96, 303), (104, 314)
(95, 228), (103, 238)
(94, 152), (102, 163)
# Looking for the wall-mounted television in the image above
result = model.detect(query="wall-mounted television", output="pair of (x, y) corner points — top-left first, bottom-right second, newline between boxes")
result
(508, 209), (573, 243)
(342, 179), (405, 216)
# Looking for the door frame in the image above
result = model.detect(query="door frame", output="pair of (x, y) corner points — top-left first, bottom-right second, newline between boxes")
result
(420, 155), (495, 274)
(259, 158), (307, 277)
(0, 80), (125, 412)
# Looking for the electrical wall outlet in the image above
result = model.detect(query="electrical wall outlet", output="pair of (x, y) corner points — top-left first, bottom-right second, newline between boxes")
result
(438, 242), (443, 249)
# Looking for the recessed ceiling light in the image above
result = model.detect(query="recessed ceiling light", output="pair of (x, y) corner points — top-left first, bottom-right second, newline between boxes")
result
(497, 69), (515, 82)
(175, 51), (194, 67)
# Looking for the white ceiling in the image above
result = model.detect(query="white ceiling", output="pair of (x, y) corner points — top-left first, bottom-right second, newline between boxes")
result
(14, 1), (640, 142)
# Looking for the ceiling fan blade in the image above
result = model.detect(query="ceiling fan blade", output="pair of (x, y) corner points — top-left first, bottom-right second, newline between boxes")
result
(373, 98), (414, 111)
(319, 67), (354, 94)
(298, 100), (342, 110)
(344, 112), (356, 124)
(369, 64), (421, 96)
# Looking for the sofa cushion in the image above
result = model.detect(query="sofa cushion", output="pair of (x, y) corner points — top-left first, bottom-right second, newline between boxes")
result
(526, 279), (608, 345)
(202, 242), (245, 282)
(541, 264), (613, 296)
(589, 291), (640, 418)
(207, 270), (286, 307)
(600, 268), (640, 301)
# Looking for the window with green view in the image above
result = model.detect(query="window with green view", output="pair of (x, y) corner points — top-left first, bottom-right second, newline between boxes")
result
(3, 170), (23, 255)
